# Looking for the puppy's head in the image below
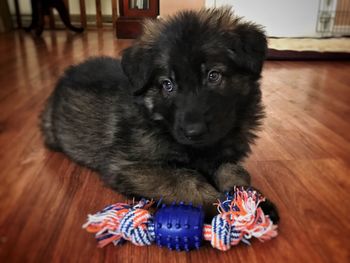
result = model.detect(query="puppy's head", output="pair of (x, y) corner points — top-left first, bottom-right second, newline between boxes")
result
(122, 7), (266, 147)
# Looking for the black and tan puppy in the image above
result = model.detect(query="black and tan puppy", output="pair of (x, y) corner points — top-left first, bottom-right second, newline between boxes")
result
(41, 7), (276, 217)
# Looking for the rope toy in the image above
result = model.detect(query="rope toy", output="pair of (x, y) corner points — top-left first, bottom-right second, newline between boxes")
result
(83, 186), (278, 251)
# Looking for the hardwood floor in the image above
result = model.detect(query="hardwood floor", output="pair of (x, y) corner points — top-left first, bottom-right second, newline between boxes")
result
(0, 30), (349, 263)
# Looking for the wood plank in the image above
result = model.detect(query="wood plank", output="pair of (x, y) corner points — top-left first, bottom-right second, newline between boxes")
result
(0, 30), (349, 263)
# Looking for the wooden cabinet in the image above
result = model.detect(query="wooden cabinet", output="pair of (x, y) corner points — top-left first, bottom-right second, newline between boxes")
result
(116, 0), (159, 38)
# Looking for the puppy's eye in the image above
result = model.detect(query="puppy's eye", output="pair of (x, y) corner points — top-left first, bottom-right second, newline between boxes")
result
(208, 70), (221, 83)
(161, 79), (174, 92)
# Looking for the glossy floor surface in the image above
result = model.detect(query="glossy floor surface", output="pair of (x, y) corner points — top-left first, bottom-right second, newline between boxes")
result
(0, 30), (349, 263)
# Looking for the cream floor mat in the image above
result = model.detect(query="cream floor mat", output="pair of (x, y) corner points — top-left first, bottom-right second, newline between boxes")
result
(268, 37), (350, 52)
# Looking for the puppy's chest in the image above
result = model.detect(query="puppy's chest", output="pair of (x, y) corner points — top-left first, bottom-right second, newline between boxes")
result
(179, 146), (236, 175)
(130, 128), (237, 170)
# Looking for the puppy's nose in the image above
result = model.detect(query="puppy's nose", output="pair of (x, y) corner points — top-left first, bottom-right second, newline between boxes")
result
(184, 123), (207, 139)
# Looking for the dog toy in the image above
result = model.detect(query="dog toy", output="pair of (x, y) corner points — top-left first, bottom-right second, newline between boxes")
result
(83, 187), (278, 251)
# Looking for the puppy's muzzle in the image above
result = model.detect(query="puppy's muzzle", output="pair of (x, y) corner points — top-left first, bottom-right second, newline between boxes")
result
(183, 122), (207, 139)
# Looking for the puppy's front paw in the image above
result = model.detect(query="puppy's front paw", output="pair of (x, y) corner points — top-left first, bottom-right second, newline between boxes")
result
(214, 163), (251, 192)
(259, 198), (280, 224)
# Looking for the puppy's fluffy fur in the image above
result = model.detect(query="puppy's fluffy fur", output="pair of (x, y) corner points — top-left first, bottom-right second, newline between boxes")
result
(41, 7), (272, 214)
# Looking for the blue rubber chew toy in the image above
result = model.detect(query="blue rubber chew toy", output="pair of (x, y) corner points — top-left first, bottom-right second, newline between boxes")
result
(83, 187), (278, 251)
(154, 202), (204, 250)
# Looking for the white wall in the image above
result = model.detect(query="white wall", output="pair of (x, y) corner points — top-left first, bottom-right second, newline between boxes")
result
(8, 0), (204, 17)
(8, 0), (323, 37)
(206, 0), (321, 37)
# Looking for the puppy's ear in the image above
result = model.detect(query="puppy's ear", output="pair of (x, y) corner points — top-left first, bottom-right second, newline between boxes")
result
(121, 45), (153, 95)
(227, 23), (267, 77)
